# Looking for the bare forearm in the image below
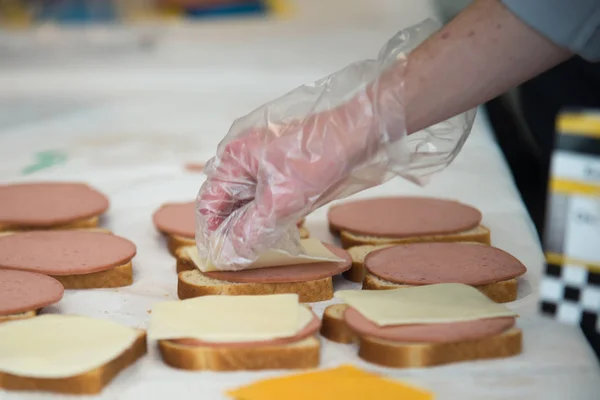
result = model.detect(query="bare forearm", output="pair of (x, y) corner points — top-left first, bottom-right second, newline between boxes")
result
(404, 0), (572, 134)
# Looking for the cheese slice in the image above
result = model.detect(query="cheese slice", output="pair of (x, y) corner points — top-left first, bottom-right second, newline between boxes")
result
(189, 238), (343, 272)
(0, 314), (138, 378)
(228, 365), (433, 400)
(148, 294), (313, 343)
(335, 283), (517, 326)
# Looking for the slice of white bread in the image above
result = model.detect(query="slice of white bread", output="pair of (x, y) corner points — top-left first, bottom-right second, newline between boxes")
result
(0, 215), (100, 232)
(362, 273), (518, 303)
(177, 269), (333, 303)
(0, 330), (147, 395)
(321, 304), (521, 368)
(159, 336), (319, 371)
(338, 224), (491, 249)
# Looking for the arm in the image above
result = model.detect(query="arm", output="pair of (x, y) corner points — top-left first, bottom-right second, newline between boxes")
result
(196, 1), (576, 268)
(405, 0), (572, 134)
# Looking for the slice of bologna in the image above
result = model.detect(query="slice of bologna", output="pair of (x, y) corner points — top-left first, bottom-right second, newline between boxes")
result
(0, 231), (136, 276)
(328, 197), (482, 238)
(204, 244), (352, 283)
(0, 182), (109, 228)
(153, 202), (196, 239)
(365, 243), (527, 286)
(344, 307), (515, 344)
(0, 269), (64, 315)
(171, 311), (321, 348)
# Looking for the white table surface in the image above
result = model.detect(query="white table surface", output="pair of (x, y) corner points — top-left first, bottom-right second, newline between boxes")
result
(0, 1), (598, 399)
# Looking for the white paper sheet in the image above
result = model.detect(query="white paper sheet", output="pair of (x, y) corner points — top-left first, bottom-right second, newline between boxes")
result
(0, 1), (598, 399)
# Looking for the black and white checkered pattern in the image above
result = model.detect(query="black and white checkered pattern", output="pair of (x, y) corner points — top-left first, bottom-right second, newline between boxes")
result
(540, 263), (600, 333)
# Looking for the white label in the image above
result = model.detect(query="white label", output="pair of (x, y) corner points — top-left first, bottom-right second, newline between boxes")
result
(564, 196), (600, 263)
(551, 151), (600, 183)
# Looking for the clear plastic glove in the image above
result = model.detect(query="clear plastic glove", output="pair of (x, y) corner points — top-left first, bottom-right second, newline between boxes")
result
(196, 19), (477, 270)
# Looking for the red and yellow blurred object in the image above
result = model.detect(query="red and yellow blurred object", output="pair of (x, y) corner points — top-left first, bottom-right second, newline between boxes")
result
(0, 0), (292, 28)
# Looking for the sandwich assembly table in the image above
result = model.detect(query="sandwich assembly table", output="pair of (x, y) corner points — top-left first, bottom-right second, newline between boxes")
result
(0, 1), (599, 398)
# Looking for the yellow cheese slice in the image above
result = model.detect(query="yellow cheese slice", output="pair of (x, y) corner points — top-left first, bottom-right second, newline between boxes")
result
(335, 283), (517, 326)
(188, 238), (342, 272)
(228, 365), (433, 400)
(0, 314), (138, 378)
(148, 294), (313, 343)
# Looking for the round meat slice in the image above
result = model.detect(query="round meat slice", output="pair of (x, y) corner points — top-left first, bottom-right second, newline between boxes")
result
(328, 197), (482, 238)
(204, 244), (352, 283)
(0, 269), (64, 315)
(365, 243), (527, 286)
(344, 307), (515, 343)
(0, 231), (136, 275)
(171, 310), (321, 348)
(0, 182), (109, 228)
(152, 202), (196, 239)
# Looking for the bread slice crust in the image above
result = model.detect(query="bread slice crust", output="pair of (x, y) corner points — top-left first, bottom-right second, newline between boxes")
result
(0, 215), (100, 232)
(321, 304), (521, 368)
(50, 261), (133, 289)
(159, 336), (319, 371)
(177, 269), (333, 303)
(362, 273), (518, 303)
(320, 304), (356, 344)
(167, 234), (195, 257)
(339, 224), (491, 249)
(0, 330), (147, 394)
(0, 310), (38, 324)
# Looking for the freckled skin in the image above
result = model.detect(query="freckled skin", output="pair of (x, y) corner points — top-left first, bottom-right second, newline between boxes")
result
(403, 0), (571, 135)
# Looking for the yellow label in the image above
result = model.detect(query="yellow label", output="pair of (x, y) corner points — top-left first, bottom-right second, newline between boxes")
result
(551, 179), (600, 197)
(228, 365), (433, 400)
(558, 113), (600, 138)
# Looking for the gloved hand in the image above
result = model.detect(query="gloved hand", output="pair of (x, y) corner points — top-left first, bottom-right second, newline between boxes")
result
(196, 20), (476, 270)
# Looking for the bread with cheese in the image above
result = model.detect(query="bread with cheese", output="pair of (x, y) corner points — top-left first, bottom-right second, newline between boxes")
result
(0, 330), (146, 394)
(321, 304), (521, 368)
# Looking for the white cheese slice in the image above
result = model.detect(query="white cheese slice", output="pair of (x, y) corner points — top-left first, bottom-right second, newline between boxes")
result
(148, 294), (312, 343)
(188, 238), (342, 272)
(0, 314), (138, 378)
(335, 283), (517, 326)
